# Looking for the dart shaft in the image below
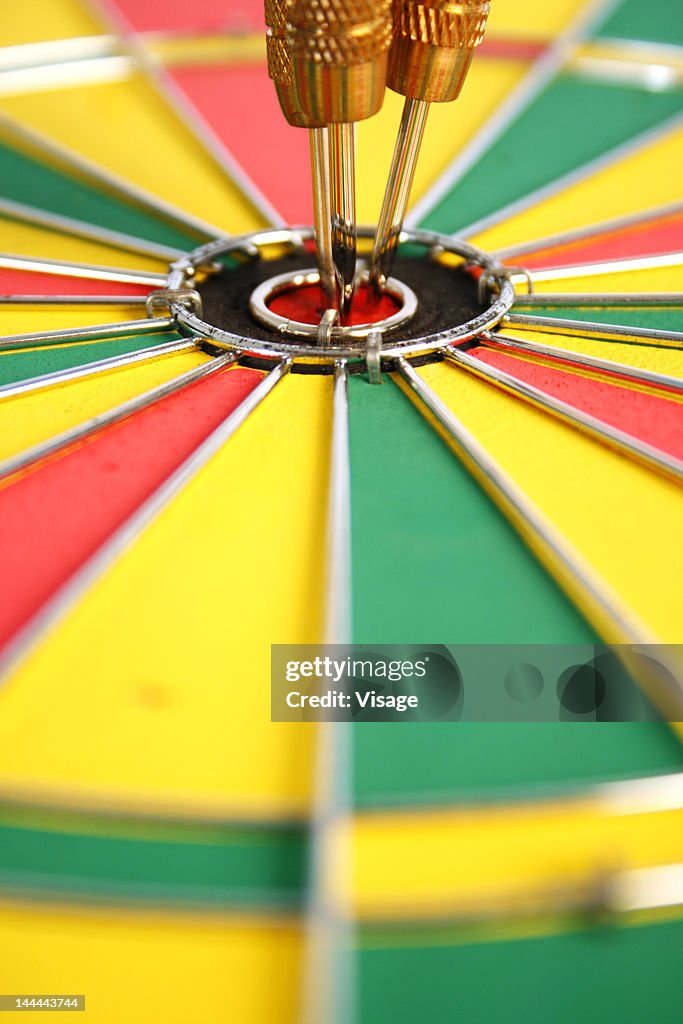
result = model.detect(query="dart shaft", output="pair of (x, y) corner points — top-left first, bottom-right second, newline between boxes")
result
(309, 126), (338, 309)
(369, 96), (429, 294)
(329, 123), (358, 317)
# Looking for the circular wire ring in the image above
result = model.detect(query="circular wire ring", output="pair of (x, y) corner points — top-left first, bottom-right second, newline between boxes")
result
(248, 267), (418, 339)
(167, 226), (515, 365)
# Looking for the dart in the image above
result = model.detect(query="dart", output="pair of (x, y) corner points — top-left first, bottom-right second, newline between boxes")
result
(265, 0), (337, 308)
(287, 0), (393, 316)
(369, 0), (491, 296)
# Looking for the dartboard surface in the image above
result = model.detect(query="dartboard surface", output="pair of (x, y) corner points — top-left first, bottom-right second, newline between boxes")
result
(0, 1), (682, 1021)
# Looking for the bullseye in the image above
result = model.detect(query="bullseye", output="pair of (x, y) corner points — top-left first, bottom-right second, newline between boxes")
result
(268, 282), (401, 327)
(247, 260), (420, 341)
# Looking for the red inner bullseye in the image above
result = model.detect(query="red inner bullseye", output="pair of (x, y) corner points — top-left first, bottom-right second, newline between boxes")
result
(268, 282), (401, 326)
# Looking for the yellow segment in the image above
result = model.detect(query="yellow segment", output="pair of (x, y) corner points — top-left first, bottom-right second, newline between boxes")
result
(0, 0), (100, 46)
(413, 362), (683, 641)
(497, 328), (683, 381)
(349, 800), (683, 919)
(0, 216), (169, 273)
(0, 347), (209, 462)
(0, 305), (156, 340)
(474, 123), (683, 252)
(529, 265), (683, 294)
(0, 899), (301, 1024)
(0, 75), (266, 236)
(357, 58), (530, 226)
(486, 0), (589, 41)
(0, 373), (331, 819)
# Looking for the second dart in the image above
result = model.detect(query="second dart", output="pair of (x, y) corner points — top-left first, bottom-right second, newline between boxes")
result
(266, 0), (491, 322)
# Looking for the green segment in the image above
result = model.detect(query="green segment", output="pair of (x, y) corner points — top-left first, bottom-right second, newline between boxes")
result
(0, 141), (196, 250)
(0, 817), (305, 908)
(419, 78), (683, 234)
(515, 306), (683, 332)
(347, 374), (683, 805)
(352, 721), (683, 806)
(359, 917), (683, 1024)
(348, 374), (593, 645)
(595, 0), (683, 46)
(0, 332), (182, 386)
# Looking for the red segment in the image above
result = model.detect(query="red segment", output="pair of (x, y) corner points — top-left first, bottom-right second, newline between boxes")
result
(470, 344), (683, 460)
(160, 45), (545, 229)
(0, 268), (151, 297)
(506, 211), (683, 271)
(479, 38), (546, 61)
(110, 0), (262, 33)
(110, 0), (536, 52)
(170, 63), (311, 224)
(269, 282), (400, 326)
(0, 367), (262, 650)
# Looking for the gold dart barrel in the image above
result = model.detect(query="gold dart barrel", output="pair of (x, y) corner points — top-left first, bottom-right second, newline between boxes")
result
(265, 0), (320, 127)
(388, 0), (490, 103)
(287, 0), (393, 124)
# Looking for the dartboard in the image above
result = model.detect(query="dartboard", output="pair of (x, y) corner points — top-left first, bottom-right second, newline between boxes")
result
(1, 0), (682, 1021)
